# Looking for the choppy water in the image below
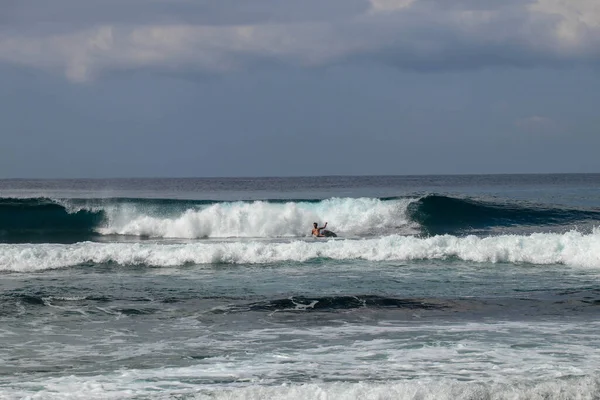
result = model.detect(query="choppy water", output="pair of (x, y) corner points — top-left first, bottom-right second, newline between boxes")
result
(1, 174), (600, 399)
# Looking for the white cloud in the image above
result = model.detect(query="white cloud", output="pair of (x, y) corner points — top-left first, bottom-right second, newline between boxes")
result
(1, 0), (599, 82)
(531, 0), (600, 48)
(368, 0), (416, 13)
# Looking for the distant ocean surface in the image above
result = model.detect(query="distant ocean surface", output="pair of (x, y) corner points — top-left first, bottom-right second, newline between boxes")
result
(2, 174), (600, 399)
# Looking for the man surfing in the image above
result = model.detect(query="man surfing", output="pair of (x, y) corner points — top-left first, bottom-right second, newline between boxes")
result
(312, 222), (327, 237)
(312, 222), (337, 237)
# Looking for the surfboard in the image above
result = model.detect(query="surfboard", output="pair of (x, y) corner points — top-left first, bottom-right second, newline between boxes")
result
(321, 230), (337, 237)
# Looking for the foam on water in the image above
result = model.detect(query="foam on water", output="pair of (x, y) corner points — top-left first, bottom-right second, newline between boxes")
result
(2, 195), (596, 242)
(6, 376), (600, 400)
(3, 229), (600, 271)
(96, 197), (416, 238)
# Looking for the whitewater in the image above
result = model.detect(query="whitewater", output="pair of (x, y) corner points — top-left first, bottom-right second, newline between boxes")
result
(95, 197), (417, 238)
(2, 175), (600, 400)
(2, 193), (596, 242)
(2, 229), (600, 271)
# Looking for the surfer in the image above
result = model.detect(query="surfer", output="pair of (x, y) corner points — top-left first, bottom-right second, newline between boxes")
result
(312, 222), (327, 237)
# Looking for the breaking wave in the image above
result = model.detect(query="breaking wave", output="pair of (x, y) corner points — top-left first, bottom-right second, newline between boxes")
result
(2, 229), (600, 271)
(407, 195), (600, 235)
(0, 195), (597, 242)
(0, 197), (416, 242)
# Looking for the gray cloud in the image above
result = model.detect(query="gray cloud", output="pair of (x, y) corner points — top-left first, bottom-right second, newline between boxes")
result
(2, 58), (600, 177)
(1, 0), (599, 82)
(2, 0), (367, 29)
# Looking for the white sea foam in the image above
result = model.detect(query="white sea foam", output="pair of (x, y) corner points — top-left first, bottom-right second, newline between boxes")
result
(4, 374), (600, 399)
(3, 229), (600, 272)
(95, 197), (416, 238)
(3, 313), (600, 398)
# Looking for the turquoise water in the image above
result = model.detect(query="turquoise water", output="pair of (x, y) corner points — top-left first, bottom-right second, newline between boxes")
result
(1, 175), (600, 399)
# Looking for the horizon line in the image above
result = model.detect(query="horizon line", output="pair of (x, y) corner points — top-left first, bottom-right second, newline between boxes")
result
(1, 172), (599, 180)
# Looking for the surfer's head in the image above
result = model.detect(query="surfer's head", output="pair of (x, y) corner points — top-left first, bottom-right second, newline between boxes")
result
(313, 222), (318, 228)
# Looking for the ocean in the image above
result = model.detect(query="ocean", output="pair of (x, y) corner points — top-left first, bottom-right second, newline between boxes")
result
(1, 174), (600, 399)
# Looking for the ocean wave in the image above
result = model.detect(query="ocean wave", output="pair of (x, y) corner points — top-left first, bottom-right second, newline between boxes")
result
(227, 296), (446, 313)
(5, 372), (600, 399)
(408, 195), (600, 235)
(97, 197), (415, 238)
(0, 197), (417, 242)
(0, 195), (598, 243)
(2, 229), (600, 271)
(0, 198), (104, 242)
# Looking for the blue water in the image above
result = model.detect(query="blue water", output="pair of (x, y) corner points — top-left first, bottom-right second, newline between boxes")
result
(1, 174), (600, 399)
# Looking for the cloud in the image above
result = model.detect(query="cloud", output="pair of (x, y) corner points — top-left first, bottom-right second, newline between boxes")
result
(1, 0), (599, 82)
(1, 0), (367, 28)
(368, 0), (416, 13)
(531, 0), (600, 49)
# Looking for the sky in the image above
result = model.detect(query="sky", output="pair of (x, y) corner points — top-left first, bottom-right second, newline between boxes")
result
(1, 0), (600, 178)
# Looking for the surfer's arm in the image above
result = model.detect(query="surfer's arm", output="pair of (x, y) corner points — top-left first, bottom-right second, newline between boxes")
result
(318, 222), (328, 229)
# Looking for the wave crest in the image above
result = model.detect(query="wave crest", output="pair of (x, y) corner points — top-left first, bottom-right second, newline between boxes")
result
(408, 195), (600, 235)
(98, 197), (416, 238)
(0, 198), (103, 242)
(3, 229), (600, 271)
(0, 195), (597, 242)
